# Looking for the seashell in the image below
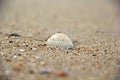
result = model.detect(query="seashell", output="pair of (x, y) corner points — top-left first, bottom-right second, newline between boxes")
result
(46, 33), (73, 53)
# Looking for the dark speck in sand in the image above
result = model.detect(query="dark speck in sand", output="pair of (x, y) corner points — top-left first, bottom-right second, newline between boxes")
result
(92, 54), (97, 56)
(9, 41), (13, 43)
(18, 53), (22, 56)
(29, 70), (34, 74)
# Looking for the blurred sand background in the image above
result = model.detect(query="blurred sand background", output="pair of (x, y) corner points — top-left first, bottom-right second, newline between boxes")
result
(0, 0), (119, 37)
(0, 0), (120, 80)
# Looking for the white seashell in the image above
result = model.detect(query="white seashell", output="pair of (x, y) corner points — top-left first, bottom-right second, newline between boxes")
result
(46, 33), (73, 52)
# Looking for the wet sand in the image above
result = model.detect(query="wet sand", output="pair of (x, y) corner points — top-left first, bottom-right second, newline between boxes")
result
(0, 0), (120, 80)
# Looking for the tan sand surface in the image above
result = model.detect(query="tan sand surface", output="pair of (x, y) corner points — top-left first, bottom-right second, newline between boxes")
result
(0, 0), (120, 80)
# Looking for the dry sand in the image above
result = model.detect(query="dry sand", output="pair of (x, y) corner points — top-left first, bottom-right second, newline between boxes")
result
(0, 0), (120, 80)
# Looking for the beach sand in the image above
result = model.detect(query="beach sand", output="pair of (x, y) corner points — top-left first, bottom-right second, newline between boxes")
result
(0, 0), (120, 80)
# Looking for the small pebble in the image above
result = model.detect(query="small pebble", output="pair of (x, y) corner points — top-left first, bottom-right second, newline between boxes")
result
(35, 56), (40, 59)
(13, 55), (17, 58)
(19, 49), (25, 52)
(29, 70), (34, 74)
(13, 66), (21, 72)
(19, 57), (24, 61)
(32, 48), (37, 51)
(18, 63), (23, 67)
(40, 69), (51, 75)
(9, 33), (21, 37)
(9, 41), (13, 43)
(18, 53), (22, 56)
(40, 61), (46, 65)
(92, 54), (97, 56)
(56, 71), (68, 77)
(41, 44), (46, 46)
(26, 45), (29, 47)
(6, 59), (12, 62)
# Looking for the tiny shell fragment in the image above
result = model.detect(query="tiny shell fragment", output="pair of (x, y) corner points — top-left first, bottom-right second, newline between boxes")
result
(46, 33), (73, 50)
(19, 49), (25, 52)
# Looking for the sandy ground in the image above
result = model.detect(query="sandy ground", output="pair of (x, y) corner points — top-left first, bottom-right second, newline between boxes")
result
(0, 0), (120, 80)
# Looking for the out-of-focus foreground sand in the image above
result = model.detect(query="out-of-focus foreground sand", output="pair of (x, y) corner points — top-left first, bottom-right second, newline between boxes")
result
(0, 0), (120, 80)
